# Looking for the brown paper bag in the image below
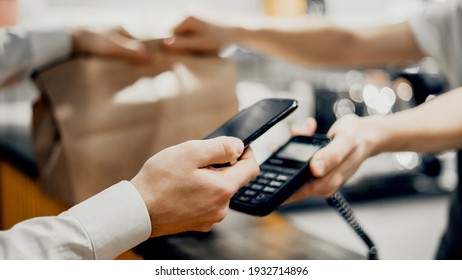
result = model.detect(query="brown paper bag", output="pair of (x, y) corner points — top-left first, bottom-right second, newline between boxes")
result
(33, 53), (238, 204)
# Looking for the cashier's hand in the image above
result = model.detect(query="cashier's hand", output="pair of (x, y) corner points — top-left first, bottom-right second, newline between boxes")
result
(71, 27), (151, 63)
(130, 136), (259, 237)
(163, 16), (231, 55)
(286, 115), (380, 203)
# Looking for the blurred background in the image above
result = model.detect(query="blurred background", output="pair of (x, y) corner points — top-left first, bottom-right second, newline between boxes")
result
(6, 0), (439, 34)
(1, 0), (456, 259)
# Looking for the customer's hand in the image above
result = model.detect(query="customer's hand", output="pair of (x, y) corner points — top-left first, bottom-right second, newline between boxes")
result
(71, 27), (151, 63)
(130, 136), (259, 237)
(163, 16), (232, 55)
(286, 115), (382, 203)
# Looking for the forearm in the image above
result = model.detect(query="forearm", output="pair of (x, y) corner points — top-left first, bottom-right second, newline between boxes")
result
(0, 181), (150, 259)
(231, 23), (357, 67)
(0, 212), (94, 259)
(229, 19), (423, 68)
(373, 89), (462, 154)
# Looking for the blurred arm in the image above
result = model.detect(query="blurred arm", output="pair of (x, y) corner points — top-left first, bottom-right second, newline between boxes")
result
(296, 88), (462, 199)
(231, 19), (424, 68)
(0, 27), (149, 87)
(373, 88), (462, 154)
(167, 16), (424, 68)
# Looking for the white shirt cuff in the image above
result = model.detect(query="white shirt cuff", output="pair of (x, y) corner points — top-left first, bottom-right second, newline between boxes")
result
(29, 28), (72, 70)
(68, 181), (151, 259)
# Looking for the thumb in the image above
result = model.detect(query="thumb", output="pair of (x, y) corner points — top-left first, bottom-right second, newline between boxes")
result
(290, 117), (317, 136)
(310, 134), (352, 177)
(111, 35), (151, 62)
(191, 136), (244, 168)
(163, 36), (206, 52)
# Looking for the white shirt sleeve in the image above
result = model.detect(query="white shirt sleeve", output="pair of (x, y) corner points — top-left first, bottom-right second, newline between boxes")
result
(0, 27), (71, 85)
(0, 181), (151, 259)
(408, 0), (462, 88)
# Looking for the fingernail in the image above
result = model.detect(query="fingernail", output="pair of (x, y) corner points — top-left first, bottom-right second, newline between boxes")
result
(312, 160), (325, 176)
(163, 37), (175, 45)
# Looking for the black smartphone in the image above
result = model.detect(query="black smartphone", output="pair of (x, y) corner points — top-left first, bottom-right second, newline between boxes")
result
(230, 135), (330, 216)
(204, 98), (298, 148)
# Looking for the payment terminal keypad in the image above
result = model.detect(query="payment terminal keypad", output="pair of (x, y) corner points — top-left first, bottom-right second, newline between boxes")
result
(233, 164), (298, 205)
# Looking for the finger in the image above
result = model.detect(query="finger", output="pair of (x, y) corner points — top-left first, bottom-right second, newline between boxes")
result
(284, 165), (346, 203)
(115, 27), (136, 39)
(303, 117), (318, 133)
(309, 134), (355, 177)
(284, 163), (343, 204)
(163, 36), (188, 51)
(283, 182), (316, 204)
(305, 171), (344, 198)
(111, 34), (151, 62)
(163, 36), (211, 52)
(218, 147), (260, 192)
(172, 16), (201, 35)
(290, 117), (317, 136)
(287, 137), (363, 203)
(307, 149), (365, 198)
(188, 136), (244, 168)
(285, 171), (342, 203)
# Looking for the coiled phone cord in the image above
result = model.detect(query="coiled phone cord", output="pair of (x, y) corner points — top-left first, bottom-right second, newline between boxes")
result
(326, 192), (379, 260)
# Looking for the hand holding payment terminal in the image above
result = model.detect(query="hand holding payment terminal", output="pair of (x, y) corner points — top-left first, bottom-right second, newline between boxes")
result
(230, 135), (330, 216)
(231, 134), (379, 259)
(206, 103), (378, 259)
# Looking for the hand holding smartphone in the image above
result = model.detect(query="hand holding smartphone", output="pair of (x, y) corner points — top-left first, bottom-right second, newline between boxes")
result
(203, 98), (330, 216)
(205, 110), (378, 257)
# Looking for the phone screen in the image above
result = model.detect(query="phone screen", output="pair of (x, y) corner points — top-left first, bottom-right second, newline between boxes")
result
(277, 142), (321, 162)
(205, 98), (298, 147)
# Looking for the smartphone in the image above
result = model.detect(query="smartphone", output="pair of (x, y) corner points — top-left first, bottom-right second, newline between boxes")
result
(230, 135), (330, 216)
(204, 98), (298, 148)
